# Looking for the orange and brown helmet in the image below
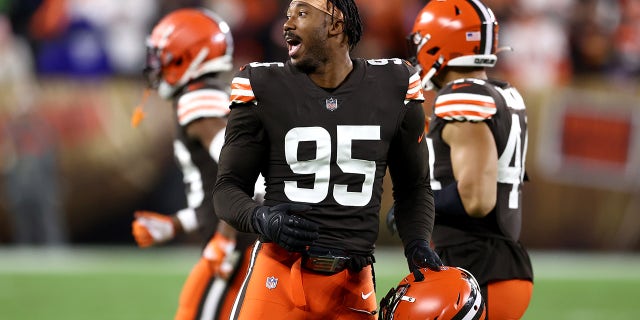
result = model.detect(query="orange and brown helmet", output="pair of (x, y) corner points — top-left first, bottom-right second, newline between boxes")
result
(144, 8), (233, 99)
(380, 266), (486, 320)
(407, 0), (499, 90)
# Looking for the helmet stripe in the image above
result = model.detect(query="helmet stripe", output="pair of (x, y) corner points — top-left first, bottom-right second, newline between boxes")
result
(450, 282), (483, 320)
(467, 0), (495, 55)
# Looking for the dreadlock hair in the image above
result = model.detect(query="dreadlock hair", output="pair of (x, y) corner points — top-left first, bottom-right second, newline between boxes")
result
(328, 0), (363, 51)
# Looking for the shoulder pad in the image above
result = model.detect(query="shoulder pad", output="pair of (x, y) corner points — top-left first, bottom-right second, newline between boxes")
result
(231, 62), (286, 106)
(406, 70), (424, 103)
(365, 58), (419, 75)
(177, 89), (229, 126)
(434, 79), (496, 121)
(230, 75), (255, 105)
(364, 58), (424, 103)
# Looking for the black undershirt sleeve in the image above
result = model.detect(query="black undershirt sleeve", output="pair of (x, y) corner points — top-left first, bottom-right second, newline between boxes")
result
(213, 104), (266, 233)
(387, 101), (435, 248)
(434, 181), (468, 217)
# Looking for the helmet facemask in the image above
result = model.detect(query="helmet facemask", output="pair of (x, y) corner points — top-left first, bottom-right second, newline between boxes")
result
(143, 45), (163, 90)
(380, 284), (411, 320)
(407, 31), (444, 91)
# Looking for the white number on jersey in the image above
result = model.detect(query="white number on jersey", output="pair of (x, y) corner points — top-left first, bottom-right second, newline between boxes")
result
(284, 125), (380, 206)
(249, 62), (284, 68)
(174, 140), (203, 208)
(367, 58), (403, 65)
(498, 114), (526, 209)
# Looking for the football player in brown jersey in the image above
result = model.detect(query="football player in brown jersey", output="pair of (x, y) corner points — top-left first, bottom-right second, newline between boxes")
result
(213, 0), (443, 319)
(130, 8), (264, 320)
(405, 0), (534, 318)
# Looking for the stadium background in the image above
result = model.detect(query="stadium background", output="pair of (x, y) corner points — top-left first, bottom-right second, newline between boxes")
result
(0, 0), (638, 319)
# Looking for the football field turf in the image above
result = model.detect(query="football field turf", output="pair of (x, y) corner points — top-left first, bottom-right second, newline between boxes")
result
(1, 247), (638, 320)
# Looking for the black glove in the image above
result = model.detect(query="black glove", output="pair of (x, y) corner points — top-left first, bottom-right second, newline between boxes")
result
(252, 203), (319, 252)
(385, 204), (397, 236)
(404, 239), (443, 278)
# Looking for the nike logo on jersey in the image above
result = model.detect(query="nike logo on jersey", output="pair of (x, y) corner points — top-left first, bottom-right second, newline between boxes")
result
(451, 83), (472, 90)
(361, 290), (374, 300)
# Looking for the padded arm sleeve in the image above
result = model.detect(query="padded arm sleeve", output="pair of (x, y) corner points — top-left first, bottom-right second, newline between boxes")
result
(387, 101), (435, 248)
(213, 105), (265, 233)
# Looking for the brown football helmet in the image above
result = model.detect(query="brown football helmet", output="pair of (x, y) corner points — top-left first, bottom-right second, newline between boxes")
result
(380, 266), (486, 320)
(144, 8), (233, 99)
(407, 0), (499, 90)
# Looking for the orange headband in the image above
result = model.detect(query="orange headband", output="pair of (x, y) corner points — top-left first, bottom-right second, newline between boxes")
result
(296, 0), (344, 20)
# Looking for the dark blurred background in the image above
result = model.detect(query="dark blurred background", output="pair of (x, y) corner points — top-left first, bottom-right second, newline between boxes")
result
(0, 0), (638, 251)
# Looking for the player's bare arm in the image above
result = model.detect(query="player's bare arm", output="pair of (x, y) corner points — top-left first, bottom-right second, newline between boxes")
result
(185, 116), (227, 148)
(442, 121), (497, 217)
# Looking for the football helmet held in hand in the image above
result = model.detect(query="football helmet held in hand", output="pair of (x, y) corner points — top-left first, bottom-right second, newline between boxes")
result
(380, 266), (486, 320)
(144, 8), (233, 99)
(407, 0), (499, 90)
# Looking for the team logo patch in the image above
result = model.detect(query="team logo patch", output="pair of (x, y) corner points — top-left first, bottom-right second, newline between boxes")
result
(325, 97), (338, 111)
(265, 276), (278, 290)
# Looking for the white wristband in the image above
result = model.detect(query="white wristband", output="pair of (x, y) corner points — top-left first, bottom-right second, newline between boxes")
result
(253, 174), (266, 204)
(209, 127), (226, 163)
(176, 208), (198, 233)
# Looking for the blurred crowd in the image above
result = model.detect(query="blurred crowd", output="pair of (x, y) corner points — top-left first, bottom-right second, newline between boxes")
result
(1, 0), (639, 87)
(0, 0), (638, 246)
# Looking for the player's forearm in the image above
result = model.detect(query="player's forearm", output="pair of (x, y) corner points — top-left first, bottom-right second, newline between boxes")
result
(389, 102), (435, 247)
(213, 176), (260, 233)
(213, 106), (265, 233)
(389, 146), (435, 248)
(393, 182), (435, 248)
(457, 176), (496, 217)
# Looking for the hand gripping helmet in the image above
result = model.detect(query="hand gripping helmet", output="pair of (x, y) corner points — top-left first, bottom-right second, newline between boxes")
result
(407, 0), (499, 90)
(144, 8), (233, 99)
(379, 266), (486, 320)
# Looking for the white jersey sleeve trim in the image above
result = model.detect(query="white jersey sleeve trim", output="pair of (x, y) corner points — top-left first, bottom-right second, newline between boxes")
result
(435, 92), (496, 121)
(177, 89), (230, 126)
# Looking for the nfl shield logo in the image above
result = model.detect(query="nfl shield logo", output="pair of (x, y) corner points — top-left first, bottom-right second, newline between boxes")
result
(325, 97), (338, 111)
(265, 276), (278, 290)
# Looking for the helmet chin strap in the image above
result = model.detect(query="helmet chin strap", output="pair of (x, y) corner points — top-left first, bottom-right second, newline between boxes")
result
(421, 56), (444, 91)
(421, 72), (435, 91)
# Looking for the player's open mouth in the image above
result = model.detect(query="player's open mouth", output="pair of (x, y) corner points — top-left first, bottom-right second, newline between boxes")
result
(286, 37), (302, 57)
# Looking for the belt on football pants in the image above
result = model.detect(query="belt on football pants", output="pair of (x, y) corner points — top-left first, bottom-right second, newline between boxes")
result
(302, 246), (372, 274)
